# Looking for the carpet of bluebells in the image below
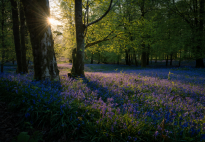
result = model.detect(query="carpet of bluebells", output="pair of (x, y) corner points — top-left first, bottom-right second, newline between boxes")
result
(0, 67), (205, 142)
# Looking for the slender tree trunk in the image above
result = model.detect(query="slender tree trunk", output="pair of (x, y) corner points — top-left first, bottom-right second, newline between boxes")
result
(133, 51), (138, 66)
(155, 54), (157, 63)
(195, 0), (204, 68)
(141, 44), (147, 67)
(11, 0), (23, 73)
(117, 54), (119, 65)
(166, 55), (168, 66)
(21, 0), (59, 81)
(125, 49), (129, 65)
(20, 2), (28, 73)
(150, 54), (152, 64)
(91, 52), (93, 64)
(179, 50), (181, 67)
(98, 53), (100, 64)
(146, 45), (150, 65)
(1, 0), (5, 73)
(128, 54), (131, 66)
(170, 54), (173, 65)
(146, 52), (149, 65)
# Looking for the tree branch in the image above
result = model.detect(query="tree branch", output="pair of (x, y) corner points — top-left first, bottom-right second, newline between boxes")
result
(85, 35), (117, 49)
(85, 0), (118, 28)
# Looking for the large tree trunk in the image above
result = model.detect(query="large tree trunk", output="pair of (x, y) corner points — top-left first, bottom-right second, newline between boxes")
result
(71, 0), (85, 77)
(10, 0), (22, 73)
(20, 2), (28, 73)
(21, 0), (59, 81)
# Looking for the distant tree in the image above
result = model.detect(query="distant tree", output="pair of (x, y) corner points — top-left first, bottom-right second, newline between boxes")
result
(21, 0), (60, 81)
(165, 0), (204, 68)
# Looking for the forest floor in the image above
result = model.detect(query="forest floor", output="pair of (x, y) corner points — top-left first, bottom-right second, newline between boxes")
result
(0, 59), (204, 142)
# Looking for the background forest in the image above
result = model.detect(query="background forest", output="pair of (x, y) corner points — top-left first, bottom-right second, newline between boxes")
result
(1, 0), (205, 70)
(52, 0), (205, 68)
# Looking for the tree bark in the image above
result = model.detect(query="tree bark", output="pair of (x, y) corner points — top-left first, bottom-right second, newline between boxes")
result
(91, 52), (93, 64)
(71, 0), (85, 77)
(10, 0), (22, 73)
(128, 54), (131, 66)
(178, 50), (181, 67)
(155, 55), (157, 63)
(1, 0), (5, 73)
(141, 43), (147, 67)
(166, 55), (168, 66)
(98, 53), (100, 64)
(125, 49), (129, 65)
(170, 54), (173, 66)
(21, 0), (59, 81)
(146, 45), (150, 65)
(20, 2), (28, 73)
(195, 0), (204, 68)
(71, 48), (77, 74)
(117, 54), (120, 65)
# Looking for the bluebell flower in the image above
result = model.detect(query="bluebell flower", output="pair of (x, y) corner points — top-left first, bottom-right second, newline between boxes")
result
(25, 113), (30, 118)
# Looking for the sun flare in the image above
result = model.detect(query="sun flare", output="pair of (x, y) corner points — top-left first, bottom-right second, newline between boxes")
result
(47, 17), (61, 25)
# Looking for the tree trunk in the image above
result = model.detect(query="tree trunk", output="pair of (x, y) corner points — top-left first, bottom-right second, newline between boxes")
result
(71, 48), (77, 74)
(1, 0), (5, 73)
(125, 49), (129, 65)
(20, 2), (28, 73)
(98, 53), (100, 64)
(71, 0), (85, 77)
(155, 55), (157, 63)
(128, 54), (131, 66)
(134, 54), (138, 66)
(11, 0), (23, 73)
(21, 0), (59, 81)
(170, 54), (173, 66)
(27, 58), (29, 66)
(146, 52), (149, 65)
(117, 54), (120, 65)
(166, 55), (168, 66)
(195, 0), (205, 68)
(179, 50), (181, 67)
(91, 52), (93, 64)
(150, 54), (152, 64)
(141, 44), (146, 67)
(146, 45), (150, 65)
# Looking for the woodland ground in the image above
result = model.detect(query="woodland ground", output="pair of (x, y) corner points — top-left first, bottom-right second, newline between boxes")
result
(0, 59), (205, 142)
